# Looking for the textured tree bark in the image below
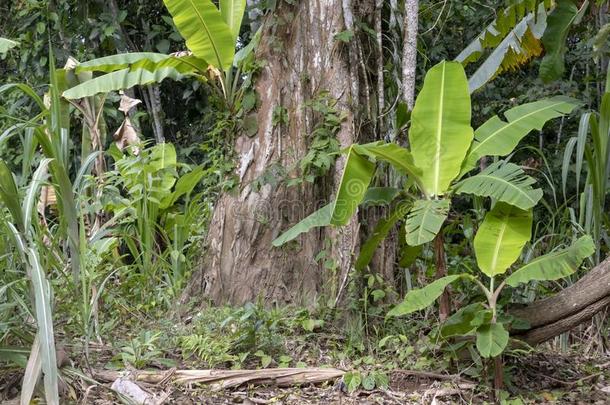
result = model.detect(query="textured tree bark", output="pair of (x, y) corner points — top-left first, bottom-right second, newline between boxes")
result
(512, 256), (610, 344)
(402, 0), (419, 109)
(183, 0), (365, 305)
(375, 0), (384, 128)
(145, 84), (165, 143)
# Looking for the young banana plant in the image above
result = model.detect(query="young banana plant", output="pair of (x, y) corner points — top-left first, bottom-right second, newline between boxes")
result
(61, 0), (250, 110)
(386, 203), (594, 359)
(273, 60), (580, 314)
(273, 60), (580, 244)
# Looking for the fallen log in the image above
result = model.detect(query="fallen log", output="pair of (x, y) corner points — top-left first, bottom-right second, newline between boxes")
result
(512, 257), (610, 345)
(94, 367), (345, 390)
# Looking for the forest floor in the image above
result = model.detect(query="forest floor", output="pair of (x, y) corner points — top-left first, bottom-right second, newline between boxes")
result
(1, 305), (609, 404)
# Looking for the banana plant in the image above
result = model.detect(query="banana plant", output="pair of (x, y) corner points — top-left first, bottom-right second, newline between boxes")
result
(386, 202), (594, 359)
(456, 0), (589, 91)
(456, 0), (552, 92)
(61, 0), (248, 108)
(273, 60), (580, 316)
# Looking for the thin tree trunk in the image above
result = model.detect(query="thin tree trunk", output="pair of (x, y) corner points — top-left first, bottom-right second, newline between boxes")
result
(402, 0), (419, 109)
(146, 85), (165, 143)
(375, 0), (384, 129)
(493, 356), (503, 401)
(434, 230), (450, 320)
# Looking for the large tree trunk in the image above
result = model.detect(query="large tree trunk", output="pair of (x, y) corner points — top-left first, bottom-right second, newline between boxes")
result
(183, 0), (367, 305)
(513, 256), (610, 344)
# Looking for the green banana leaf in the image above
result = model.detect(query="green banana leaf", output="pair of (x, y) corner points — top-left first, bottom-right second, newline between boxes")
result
(409, 61), (474, 196)
(439, 302), (486, 338)
(387, 274), (466, 317)
(505, 235), (594, 287)
(74, 52), (208, 74)
(404, 199), (450, 246)
(160, 165), (205, 209)
(454, 161), (543, 210)
(456, 0), (551, 66)
(476, 322), (509, 358)
(474, 202), (532, 277)
(464, 2), (549, 93)
(353, 141), (422, 182)
(273, 145), (391, 245)
(63, 67), (189, 99)
(163, 0), (235, 69)
(461, 96), (581, 175)
(272, 204), (333, 247)
(539, 0), (589, 83)
(330, 145), (375, 226)
(220, 0), (246, 41)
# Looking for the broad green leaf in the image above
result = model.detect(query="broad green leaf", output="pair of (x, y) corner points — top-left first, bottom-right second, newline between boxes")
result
(476, 323), (509, 358)
(470, 309), (493, 328)
(63, 67), (188, 99)
(344, 371), (362, 392)
(74, 52), (208, 74)
(330, 146), (375, 226)
(0, 37), (19, 56)
(465, 4), (548, 93)
(272, 204), (333, 246)
(505, 235), (594, 287)
(454, 161), (543, 210)
(273, 147), (378, 246)
(355, 201), (411, 271)
(163, 0), (235, 69)
(220, 0), (246, 41)
(474, 202), (532, 277)
(461, 97), (581, 174)
(440, 302), (486, 338)
(353, 141), (422, 183)
(160, 165), (205, 209)
(539, 0), (588, 83)
(27, 249), (59, 404)
(149, 143), (177, 171)
(405, 199), (450, 246)
(387, 275), (464, 317)
(409, 61), (474, 196)
(0, 160), (24, 232)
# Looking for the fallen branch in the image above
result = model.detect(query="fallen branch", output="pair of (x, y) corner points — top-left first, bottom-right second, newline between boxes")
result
(93, 367), (345, 390)
(392, 369), (474, 384)
(508, 256), (610, 344)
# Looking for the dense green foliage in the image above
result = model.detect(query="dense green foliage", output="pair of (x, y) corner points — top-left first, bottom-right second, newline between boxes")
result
(1, 0), (610, 403)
